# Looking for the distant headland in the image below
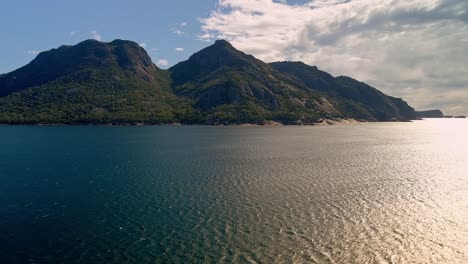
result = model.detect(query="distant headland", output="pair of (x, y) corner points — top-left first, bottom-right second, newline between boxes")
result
(416, 110), (466, 119)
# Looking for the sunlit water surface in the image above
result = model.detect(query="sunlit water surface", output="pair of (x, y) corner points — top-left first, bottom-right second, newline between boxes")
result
(0, 119), (467, 263)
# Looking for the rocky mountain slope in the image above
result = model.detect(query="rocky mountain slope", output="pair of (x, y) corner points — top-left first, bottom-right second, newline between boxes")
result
(270, 61), (416, 121)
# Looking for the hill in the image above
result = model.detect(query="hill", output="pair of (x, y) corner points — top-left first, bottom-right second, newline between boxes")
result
(270, 61), (416, 121)
(0, 39), (416, 124)
(416, 110), (444, 118)
(169, 40), (344, 124)
(0, 39), (189, 124)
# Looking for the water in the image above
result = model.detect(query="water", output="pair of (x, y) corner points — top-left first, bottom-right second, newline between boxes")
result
(0, 119), (467, 263)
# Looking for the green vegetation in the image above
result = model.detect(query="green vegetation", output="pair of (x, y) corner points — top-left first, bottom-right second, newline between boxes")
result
(0, 39), (416, 125)
(0, 76), (188, 124)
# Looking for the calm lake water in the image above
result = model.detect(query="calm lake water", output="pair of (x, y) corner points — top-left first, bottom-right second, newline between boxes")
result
(0, 120), (467, 263)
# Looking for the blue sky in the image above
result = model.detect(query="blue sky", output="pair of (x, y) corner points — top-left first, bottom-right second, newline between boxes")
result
(0, 0), (220, 73)
(1, 0), (467, 114)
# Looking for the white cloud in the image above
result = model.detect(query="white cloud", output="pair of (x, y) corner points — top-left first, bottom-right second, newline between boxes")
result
(200, 0), (468, 115)
(70, 31), (77, 37)
(156, 59), (169, 67)
(173, 29), (185, 36)
(198, 33), (215, 42)
(139, 42), (147, 48)
(90, 30), (102, 41)
(175, 47), (184, 52)
(179, 22), (188, 26)
(27, 50), (40, 55)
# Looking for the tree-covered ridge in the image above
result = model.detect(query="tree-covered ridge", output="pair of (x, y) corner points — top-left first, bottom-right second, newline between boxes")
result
(0, 39), (194, 124)
(0, 39), (416, 125)
(0, 73), (191, 124)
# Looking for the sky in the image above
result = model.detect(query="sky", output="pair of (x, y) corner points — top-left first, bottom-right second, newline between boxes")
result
(1, 0), (467, 114)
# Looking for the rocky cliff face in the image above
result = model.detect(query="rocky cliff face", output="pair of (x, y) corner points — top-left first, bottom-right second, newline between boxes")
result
(270, 61), (416, 121)
(170, 40), (283, 111)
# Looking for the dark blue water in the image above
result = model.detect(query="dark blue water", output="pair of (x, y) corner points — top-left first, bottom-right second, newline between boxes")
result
(0, 121), (467, 263)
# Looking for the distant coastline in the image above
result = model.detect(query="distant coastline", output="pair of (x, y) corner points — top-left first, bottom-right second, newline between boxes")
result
(3, 117), (467, 127)
(0, 118), (415, 127)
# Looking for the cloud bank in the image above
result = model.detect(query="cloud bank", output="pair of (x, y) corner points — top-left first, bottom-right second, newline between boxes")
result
(200, 0), (468, 114)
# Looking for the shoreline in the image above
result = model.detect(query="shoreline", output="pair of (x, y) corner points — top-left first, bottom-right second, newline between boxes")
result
(0, 118), (418, 127)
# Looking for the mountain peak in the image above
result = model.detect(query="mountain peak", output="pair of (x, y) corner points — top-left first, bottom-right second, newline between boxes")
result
(169, 39), (261, 86)
(209, 39), (243, 55)
(0, 39), (158, 96)
(110, 39), (135, 44)
(213, 39), (233, 47)
(206, 39), (240, 55)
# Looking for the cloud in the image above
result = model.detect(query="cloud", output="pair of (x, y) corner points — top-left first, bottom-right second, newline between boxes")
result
(156, 59), (169, 67)
(139, 42), (147, 48)
(27, 50), (40, 55)
(149, 47), (158, 54)
(175, 47), (184, 52)
(70, 31), (77, 37)
(173, 22), (190, 37)
(200, 0), (468, 114)
(172, 29), (185, 36)
(198, 33), (214, 42)
(90, 30), (102, 41)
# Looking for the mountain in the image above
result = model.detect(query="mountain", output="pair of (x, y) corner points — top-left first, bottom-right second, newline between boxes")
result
(0, 39), (189, 124)
(270, 61), (416, 121)
(416, 110), (444, 118)
(169, 40), (344, 124)
(0, 39), (416, 125)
